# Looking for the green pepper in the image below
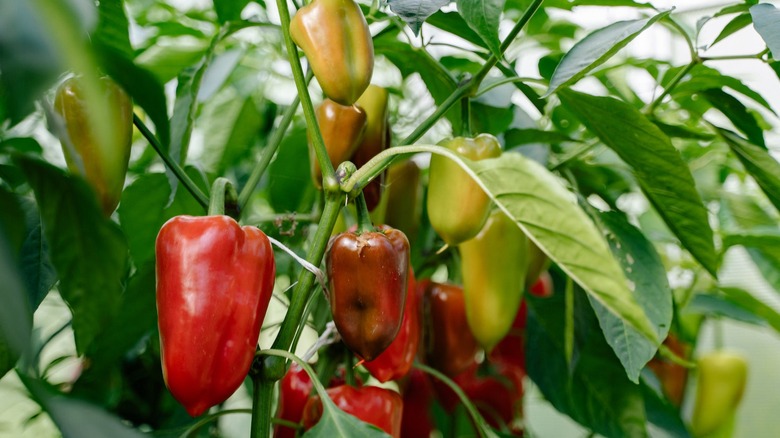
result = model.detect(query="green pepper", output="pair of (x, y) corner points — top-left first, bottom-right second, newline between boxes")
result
(427, 134), (501, 245)
(459, 209), (528, 352)
(692, 351), (748, 437)
(290, 0), (374, 106)
(352, 85), (389, 211)
(54, 75), (133, 215)
(383, 159), (421, 243)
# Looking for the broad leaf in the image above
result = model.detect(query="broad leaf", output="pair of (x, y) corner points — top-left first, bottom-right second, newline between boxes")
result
(751, 3), (780, 55)
(17, 157), (129, 354)
(526, 286), (648, 438)
(641, 379), (691, 438)
(456, 0), (505, 57)
(671, 64), (775, 115)
(504, 128), (578, 147)
(19, 198), (57, 310)
(559, 90), (718, 277)
(427, 11), (487, 48)
(214, 0), (251, 23)
(387, 0), (451, 35)
(718, 129), (780, 213)
(436, 150), (658, 342)
(710, 13), (751, 48)
(701, 89), (764, 148)
(719, 287), (780, 334)
(269, 127), (316, 213)
(94, 0), (132, 59)
(0, 231), (32, 379)
(687, 294), (765, 326)
(545, 10), (669, 96)
(589, 211), (672, 383)
(302, 399), (391, 438)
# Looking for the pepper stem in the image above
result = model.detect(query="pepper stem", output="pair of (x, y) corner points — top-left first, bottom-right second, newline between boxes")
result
(208, 177), (239, 217)
(355, 192), (373, 234)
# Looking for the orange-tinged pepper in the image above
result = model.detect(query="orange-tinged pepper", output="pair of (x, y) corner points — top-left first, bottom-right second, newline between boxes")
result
(309, 99), (366, 189)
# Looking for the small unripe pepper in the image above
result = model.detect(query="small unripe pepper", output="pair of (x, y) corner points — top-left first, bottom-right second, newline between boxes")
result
(384, 159), (421, 242)
(691, 351), (748, 437)
(54, 75), (133, 215)
(310, 99), (367, 189)
(427, 134), (502, 245)
(352, 85), (390, 211)
(290, 0), (374, 106)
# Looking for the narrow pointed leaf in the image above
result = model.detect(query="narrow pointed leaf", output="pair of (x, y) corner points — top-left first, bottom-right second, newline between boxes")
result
(718, 128), (780, 213)
(456, 0), (504, 57)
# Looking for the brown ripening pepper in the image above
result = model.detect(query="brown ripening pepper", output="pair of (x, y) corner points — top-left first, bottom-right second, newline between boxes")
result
(326, 226), (410, 361)
(309, 99), (366, 189)
(423, 282), (479, 377)
(352, 85), (389, 211)
(290, 0), (374, 106)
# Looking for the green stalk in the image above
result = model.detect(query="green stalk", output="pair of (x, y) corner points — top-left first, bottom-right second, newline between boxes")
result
(275, 0), (336, 190)
(355, 192), (373, 233)
(645, 61), (697, 114)
(208, 177), (238, 217)
(133, 114), (209, 209)
(250, 376), (274, 438)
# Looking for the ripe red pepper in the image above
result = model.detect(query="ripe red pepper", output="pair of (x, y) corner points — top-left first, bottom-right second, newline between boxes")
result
(274, 364), (312, 438)
(156, 215), (275, 416)
(400, 369), (435, 438)
(326, 226), (409, 361)
(364, 267), (420, 382)
(423, 282), (479, 377)
(302, 385), (403, 437)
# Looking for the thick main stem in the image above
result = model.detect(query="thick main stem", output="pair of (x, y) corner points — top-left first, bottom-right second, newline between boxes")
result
(250, 376), (274, 438)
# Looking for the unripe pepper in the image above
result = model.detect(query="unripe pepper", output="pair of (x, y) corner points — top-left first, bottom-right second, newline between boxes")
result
(384, 159), (421, 242)
(427, 134), (502, 245)
(310, 99), (367, 188)
(274, 364), (312, 438)
(525, 240), (550, 288)
(302, 385), (403, 437)
(290, 0), (374, 106)
(364, 267), (420, 382)
(459, 209), (529, 352)
(691, 351), (748, 437)
(155, 215), (275, 416)
(423, 282), (479, 377)
(54, 75), (133, 215)
(352, 85), (389, 211)
(326, 226), (410, 361)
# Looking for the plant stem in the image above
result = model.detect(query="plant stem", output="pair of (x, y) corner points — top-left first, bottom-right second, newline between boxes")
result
(260, 198), (343, 381)
(275, 0), (335, 188)
(208, 177), (237, 217)
(474, 76), (546, 97)
(700, 49), (768, 61)
(645, 61), (697, 114)
(181, 409), (252, 437)
(133, 113), (209, 209)
(460, 96), (471, 137)
(549, 139), (599, 171)
(398, 0), (543, 146)
(340, 144), (449, 195)
(355, 192), (373, 233)
(664, 16), (697, 60)
(251, 375), (274, 438)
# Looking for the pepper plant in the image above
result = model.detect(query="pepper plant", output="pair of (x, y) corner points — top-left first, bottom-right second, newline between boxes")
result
(1, 0), (780, 437)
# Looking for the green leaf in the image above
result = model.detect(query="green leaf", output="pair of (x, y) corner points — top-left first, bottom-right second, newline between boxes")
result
(545, 10), (670, 96)
(94, 0), (133, 59)
(136, 37), (209, 84)
(589, 211), (672, 383)
(687, 294), (765, 326)
(374, 34), (461, 133)
(302, 399), (391, 438)
(701, 89), (765, 148)
(446, 150), (658, 343)
(456, 0), (504, 58)
(671, 64), (775, 115)
(21, 375), (147, 438)
(427, 11), (488, 49)
(651, 120), (715, 140)
(269, 127), (316, 213)
(0, 186), (26, 253)
(719, 287), (780, 334)
(504, 128), (578, 147)
(718, 129), (780, 213)
(0, 230), (32, 379)
(19, 198), (57, 311)
(559, 90), (718, 277)
(710, 13), (752, 48)
(641, 379), (691, 438)
(214, 0), (251, 23)
(750, 3), (780, 56)
(17, 157), (129, 355)
(526, 286), (648, 438)
(118, 172), (205, 268)
(386, 0), (450, 35)
(0, 137), (44, 154)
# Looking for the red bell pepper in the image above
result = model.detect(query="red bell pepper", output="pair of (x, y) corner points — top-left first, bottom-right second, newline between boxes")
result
(302, 385), (403, 437)
(400, 369), (435, 438)
(364, 267), (420, 382)
(156, 215), (275, 416)
(274, 364), (313, 438)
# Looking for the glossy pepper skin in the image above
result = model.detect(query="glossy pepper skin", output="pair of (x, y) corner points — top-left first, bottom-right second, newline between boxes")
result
(691, 351), (748, 437)
(352, 85), (389, 211)
(459, 209), (529, 351)
(423, 282), (479, 377)
(326, 226), (409, 361)
(310, 99), (367, 188)
(54, 75), (133, 215)
(400, 369), (434, 438)
(302, 385), (403, 437)
(274, 364), (312, 438)
(155, 216), (275, 417)
(364, 267), (420, 382)
(427, 134), (501, 245)
(290, 0), (374, 106)
(384, 159), (421, 242)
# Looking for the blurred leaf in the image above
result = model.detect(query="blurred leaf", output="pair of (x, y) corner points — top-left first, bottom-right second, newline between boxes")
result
(0, 138), (44, 154)
(687, 294), (765, 326)
(427, 11), (487, 48)
(17, 157), (128, 355)
(504, 128), (577, 147)
(559, 90), (718, 277)
(719, 287), (780, 334)
(470, 102), (514, 136)
(214, 0), (251, 23)
(456, 0), (504, 57)
(710, 13), (751, 48)
(118, 172), (206, 268)
(640, 379), (691, 438)
(269, 127), (316, 213)
(94, 0), (132, 59)
(651, 120), (715, 140)
(671, 64), (775, 115)
(0, 186), (25, 253)
(526, 285), (648, 438)
(19, 198), (57, 311)
(387, 0), (450, 35)
(718, 128), (780, 213)
(136, 37), (209, 83)
(750, 3), (780, 55)
(701, 89), (764, 148)
(545, 10), (669, 96)
(0, 228), (32, 379)
(590, 211), (672, 383)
